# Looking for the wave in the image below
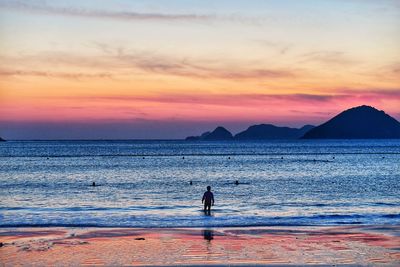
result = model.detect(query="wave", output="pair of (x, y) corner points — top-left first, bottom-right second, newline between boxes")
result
(0, 152), (400, 159)
(0, 205), (191, 212)
(0, 213), (399, 228)
(1, 152), (400, 158)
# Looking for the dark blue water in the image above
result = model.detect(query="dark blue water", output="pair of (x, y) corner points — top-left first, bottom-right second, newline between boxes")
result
(0, 140), (399, 227)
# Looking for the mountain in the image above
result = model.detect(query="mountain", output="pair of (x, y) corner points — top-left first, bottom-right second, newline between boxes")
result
(185, 131), (211, 141)
(0, 137), (5, 142)
(185, 127), (233, 141)
(302, 105), (400, 139)
(298, 125), (315, 136)
(234, 124), (315, 140)
(202, 126), (233, 140)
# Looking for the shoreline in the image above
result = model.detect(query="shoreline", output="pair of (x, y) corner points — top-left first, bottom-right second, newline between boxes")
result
(1, 225), (399, 266)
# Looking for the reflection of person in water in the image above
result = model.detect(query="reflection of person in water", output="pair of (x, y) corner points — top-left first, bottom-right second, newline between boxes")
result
(203, 229), (214, 241)
(202, 186), (214, 214)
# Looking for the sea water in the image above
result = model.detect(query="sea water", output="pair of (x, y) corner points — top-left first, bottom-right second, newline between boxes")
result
(0, 140), (399, 227)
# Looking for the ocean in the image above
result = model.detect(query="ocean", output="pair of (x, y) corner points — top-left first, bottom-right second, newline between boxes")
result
(0, 140), (399, 228)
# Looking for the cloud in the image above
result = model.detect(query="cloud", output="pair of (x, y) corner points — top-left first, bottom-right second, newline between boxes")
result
(0, 0), (214, 21)
(391, 63), (400, 74)
(62, 88), (400, 108)
(299, 51), (359, 66)
(92, 44), (295, 79)
(0, 68), (113, 80)
(0, 48), (295, 80)
(132, 60), (293, 80)
(382, 62), (400, 77)
(253, 40), (292, 55)
(336, 88), (400, 98)
(58, 93), (349, 107)
(0, 0), (271, 26)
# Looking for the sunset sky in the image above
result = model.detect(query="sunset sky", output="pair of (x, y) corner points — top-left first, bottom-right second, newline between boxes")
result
(0, 0), (399, 139)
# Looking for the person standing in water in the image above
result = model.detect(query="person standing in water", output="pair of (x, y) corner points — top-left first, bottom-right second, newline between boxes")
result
(202, 186), (214, 214)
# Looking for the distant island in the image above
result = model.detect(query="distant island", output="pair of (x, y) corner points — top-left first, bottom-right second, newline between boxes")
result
(0, 137), (5, 142)
(186, 124), (314, 141)
(186, 105), (400, 140)
(235, 124), (314, 140)
(302, 105), (400, 139)
(186, 126), (233, 141)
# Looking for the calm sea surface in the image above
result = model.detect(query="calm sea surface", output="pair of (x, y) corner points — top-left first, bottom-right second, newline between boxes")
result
(0, 140), (399, 227)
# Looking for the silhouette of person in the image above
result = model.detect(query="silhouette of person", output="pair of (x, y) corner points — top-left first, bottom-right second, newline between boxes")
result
(92, 182), (96, 186)
(234, 180), (239, 185)
(202, 186), (214, 214)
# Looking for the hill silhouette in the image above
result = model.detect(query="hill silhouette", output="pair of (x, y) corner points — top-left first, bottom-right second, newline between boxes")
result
(186, 126), (233, 141)
(302, 105), (400, 139)
(0, 137), (5, 142)
(235, 124), (314, 140)
(186, 125), (314, 140)
(185, 105), (400, 140)
(185, 131), (210, 141)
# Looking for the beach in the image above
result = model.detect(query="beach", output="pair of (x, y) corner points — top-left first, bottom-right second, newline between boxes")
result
(1, 225), (399, 266)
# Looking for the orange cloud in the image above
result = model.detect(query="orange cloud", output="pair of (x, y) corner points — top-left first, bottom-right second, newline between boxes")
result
(0, 69), (113, 80)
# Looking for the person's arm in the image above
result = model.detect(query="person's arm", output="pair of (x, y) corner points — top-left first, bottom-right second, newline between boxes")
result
(202, 193), (205, 203)
(211, 193), (214, 205)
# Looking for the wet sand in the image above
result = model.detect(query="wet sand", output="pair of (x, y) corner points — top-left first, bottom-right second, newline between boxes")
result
(1, 225), (399, 266)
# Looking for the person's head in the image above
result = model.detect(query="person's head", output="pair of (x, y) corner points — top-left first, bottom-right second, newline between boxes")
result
(207, 186), (211, 191)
